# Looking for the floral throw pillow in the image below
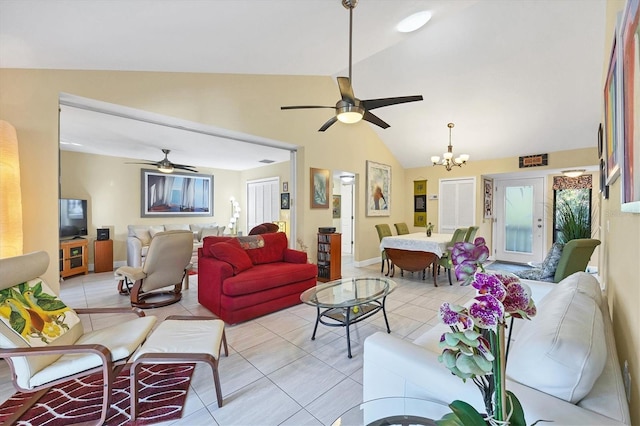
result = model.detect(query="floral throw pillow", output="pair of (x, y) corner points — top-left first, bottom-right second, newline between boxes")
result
(0, 279), (80, 347)
(540, 242), (564, 279)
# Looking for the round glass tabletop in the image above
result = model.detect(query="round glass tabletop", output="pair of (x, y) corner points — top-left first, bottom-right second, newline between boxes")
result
(332, 397), (450, 426)
(300, 277), (397, 308)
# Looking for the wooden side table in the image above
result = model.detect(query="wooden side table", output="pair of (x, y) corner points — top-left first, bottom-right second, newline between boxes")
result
(94, 239), (113, 273)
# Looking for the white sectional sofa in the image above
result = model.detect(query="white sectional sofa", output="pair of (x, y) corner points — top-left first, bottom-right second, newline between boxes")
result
(364, 272), (631, 425)
(126, 223), (225, 267)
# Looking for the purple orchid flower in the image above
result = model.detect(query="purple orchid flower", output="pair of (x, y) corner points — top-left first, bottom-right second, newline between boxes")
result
(468, 294), (504, 330)
(472, 273), (507, 301)
(439, 302), (473, 329)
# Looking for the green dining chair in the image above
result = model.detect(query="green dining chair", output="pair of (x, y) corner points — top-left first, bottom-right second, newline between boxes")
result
(464, 226), (479, 242)
(375, 224), (393, 275)
(394, 222), (410, 235)
(438, 227), (469, 285)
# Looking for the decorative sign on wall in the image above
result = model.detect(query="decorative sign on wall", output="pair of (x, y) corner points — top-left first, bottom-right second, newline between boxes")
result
(414, 180), (427, 226)
(518, 153), (548, 168)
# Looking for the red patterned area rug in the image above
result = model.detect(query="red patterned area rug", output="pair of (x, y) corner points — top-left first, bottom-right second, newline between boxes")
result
(0, 363), (195, 426)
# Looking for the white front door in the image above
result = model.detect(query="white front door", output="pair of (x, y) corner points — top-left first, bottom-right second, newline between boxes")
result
(494, 177), (545, 264)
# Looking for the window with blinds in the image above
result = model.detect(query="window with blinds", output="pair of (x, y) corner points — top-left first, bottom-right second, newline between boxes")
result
(438, 177), (476, 234)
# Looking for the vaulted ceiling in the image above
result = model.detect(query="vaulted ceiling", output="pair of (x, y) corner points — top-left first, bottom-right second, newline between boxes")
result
(0, 0), (606, 170)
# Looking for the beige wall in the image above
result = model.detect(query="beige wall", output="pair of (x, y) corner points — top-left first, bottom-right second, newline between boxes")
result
(603, 1), (640, 423)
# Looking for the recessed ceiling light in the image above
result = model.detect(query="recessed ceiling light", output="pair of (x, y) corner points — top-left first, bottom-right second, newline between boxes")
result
(396, 11), (432, 33)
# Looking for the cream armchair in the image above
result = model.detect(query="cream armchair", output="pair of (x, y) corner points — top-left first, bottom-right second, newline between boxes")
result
(0, 251), (157, 425)
(117, 230), (194, 308)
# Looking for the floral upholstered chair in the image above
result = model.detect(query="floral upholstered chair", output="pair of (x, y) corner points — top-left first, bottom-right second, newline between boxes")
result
(0, 251), (157, 424)
(515, 239), (600, 283)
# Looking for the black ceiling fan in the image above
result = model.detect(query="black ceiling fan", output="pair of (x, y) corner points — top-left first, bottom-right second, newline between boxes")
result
(281, 0), (423, 132)
(126, 149), (198, 173)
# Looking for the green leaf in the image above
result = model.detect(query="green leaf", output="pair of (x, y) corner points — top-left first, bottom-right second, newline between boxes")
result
(506, 391), (527, 426)
(456, 354), (486, 376)
(32, 281), (43, 296)
(9, 310), (26, 335)
(435, 412), (465, 426)
(449, 400), (487, 426)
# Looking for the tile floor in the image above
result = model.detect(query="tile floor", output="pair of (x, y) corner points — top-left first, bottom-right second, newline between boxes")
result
(0, 257), (475, 425)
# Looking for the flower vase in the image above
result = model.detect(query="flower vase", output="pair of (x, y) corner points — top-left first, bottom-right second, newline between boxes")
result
(426, 229), (432, 237)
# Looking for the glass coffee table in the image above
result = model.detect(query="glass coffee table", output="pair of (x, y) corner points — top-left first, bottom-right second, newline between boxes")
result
(300, 277), (397, 358)
(332, 397), (450, 426)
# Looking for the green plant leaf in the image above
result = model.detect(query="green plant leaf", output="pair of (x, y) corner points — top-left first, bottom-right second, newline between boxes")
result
(506, 391), (526, 426)
(449, 400), (487, 426)
(435, 412), (465, 426)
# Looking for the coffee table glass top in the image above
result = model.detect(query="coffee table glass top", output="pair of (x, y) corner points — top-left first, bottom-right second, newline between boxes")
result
(300, 277), (397, 309)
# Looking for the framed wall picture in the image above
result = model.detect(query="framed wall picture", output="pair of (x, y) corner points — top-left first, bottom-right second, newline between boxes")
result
(621, 0), (640, 213)
(413, 179), (427, 226)
(483, 177), (494, 219)
(332, 195), (341, 218)
(280, 192), (290, 210)
(310, 168), (330, 209)
(141, 169), (213, 217)
(604, 31), (621, 185)
(366, 161), (391, 216)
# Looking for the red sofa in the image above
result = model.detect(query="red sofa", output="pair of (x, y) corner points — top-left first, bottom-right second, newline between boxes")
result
(198, 232), (318, 324)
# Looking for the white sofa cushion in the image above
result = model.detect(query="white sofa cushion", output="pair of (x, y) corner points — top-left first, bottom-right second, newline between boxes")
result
(555, 271), (603, 307)
(164, 223), (190, 231)
(507, 286), (607, 403)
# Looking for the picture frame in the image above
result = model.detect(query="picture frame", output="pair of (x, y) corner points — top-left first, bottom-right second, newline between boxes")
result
(332, 195), (341, 219)
(283, 181), (289, 192)
(621, 0), (640, 213)
(366, 160), (391, 216)
(483, 177), (494, 219)
(604, 31), (621, 185)
(310, 168), (330, 209)
(141, 169), (212, 217)
(280, 192), (290, 210)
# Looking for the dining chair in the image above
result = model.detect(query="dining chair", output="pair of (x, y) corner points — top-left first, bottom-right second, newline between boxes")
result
(375, 224), (393, 275)
(464, 226), (479, 242)
(394, 223), (410, 235)
(438, 227), (469, 285)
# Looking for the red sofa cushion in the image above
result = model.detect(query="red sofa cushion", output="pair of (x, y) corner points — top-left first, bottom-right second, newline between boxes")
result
(222, 262), (317, 296)
(208, 242), (253, 274)
(203, 235), (237, 254)
(243, 232), (288, 265)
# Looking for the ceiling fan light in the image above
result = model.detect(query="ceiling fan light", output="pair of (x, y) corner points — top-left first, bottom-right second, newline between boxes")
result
(337, 107), (364, 124)
(158, 164), (174, 173)
(397, 11), (432, 33)
(340, 175), (354, 183)
(562, 169), (586, 178)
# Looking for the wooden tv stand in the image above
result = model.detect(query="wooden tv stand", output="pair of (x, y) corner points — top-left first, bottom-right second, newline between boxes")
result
(60, 238), (89, 278)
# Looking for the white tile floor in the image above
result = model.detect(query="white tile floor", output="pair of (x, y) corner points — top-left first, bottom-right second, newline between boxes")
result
(0, 257), (474, 425)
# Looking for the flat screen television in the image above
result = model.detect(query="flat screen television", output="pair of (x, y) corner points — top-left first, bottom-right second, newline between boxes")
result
(59, 198), (88, 238)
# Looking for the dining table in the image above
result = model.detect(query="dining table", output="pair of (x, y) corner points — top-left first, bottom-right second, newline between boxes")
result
(379, 232), (452, 286)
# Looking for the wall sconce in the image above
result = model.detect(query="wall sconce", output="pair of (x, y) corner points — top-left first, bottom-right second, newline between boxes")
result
(0, 120), (23, 258)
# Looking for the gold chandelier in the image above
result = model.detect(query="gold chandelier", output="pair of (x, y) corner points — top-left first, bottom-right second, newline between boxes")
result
(430, 123), (469, 171)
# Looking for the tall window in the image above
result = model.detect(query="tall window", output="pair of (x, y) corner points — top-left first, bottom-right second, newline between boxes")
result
(552, 175), (593, 243)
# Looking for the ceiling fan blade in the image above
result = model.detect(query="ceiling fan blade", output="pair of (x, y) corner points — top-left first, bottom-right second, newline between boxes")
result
(281, 105), (336, 110)
(319, 116), (338, 132)
(362, 95), (424, 111)
(174, 165), (199, 172)
(337, 77), (356, 104)
(125, 161), (158, 166)
(363, 111), (390, 129)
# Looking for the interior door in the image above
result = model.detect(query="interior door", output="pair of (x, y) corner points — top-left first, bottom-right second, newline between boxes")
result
(341, 181), (354, 254)
(494, 177), (545, 264)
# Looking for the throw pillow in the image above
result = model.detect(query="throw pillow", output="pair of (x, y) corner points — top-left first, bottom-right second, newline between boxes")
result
(540, 242), (564, 279)
(149, 226), (165, 239)
(507, 288), (607, 403)
(201, 226), (220, 239)
(133, 228), (152, 246)
(208, 242), (253, 274)
(0, 279), (81, 347)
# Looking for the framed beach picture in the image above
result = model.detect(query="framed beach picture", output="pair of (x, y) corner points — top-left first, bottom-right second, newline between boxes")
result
(366, 160), (391, 216)
(141, 169), (213, 217)
(621, 0), (640, 213)
(310, 168), (330, 209)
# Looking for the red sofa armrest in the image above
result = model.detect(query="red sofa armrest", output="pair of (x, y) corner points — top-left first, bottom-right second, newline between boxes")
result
(284, 248), (308, 264)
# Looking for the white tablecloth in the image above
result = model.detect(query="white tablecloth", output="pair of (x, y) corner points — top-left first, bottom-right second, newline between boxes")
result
(380, 232), (451, 258)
